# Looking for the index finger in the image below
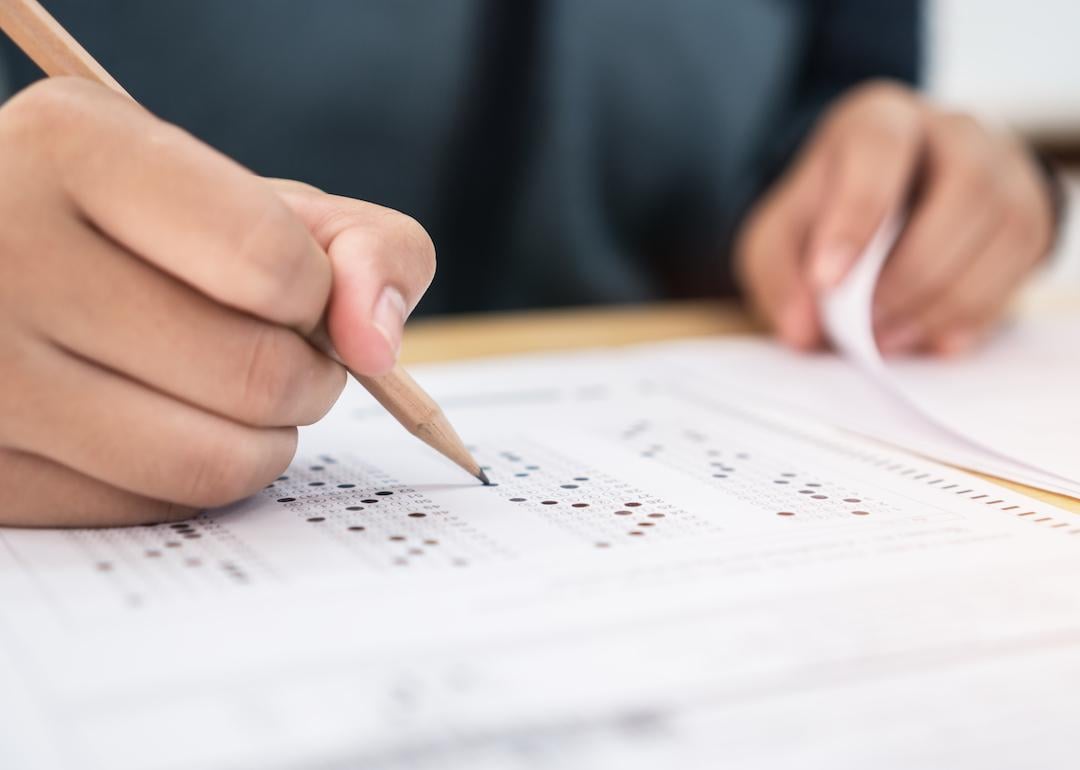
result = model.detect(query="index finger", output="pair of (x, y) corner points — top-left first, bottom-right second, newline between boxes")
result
(37, 78), (332, 333)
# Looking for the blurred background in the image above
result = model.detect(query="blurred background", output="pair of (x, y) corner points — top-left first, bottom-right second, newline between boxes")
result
(930, 0), (1080, 143)
(1, 1), (1077, 286)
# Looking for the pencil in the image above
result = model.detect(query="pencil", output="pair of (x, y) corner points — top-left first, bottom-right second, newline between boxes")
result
(0, 0), (489, 486)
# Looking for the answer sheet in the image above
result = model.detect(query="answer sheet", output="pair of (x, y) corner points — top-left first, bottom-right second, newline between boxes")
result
(819, 214), (1080, 497)
(3, 345), (1080, 769)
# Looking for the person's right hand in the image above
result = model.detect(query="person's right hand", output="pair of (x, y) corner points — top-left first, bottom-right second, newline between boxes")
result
(0, 78), (436, 528)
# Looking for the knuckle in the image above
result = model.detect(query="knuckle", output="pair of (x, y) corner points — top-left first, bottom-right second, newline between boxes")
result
(927, 112), (969, 152)
(954, 153), (997, 199)
(937, 124), (997, 184)
(864, 110), (921, 150)
(176, 435), (247, 507)
(233, 201), (321, 316)
(302, 363), (347, 426)
(269, 178), (325, 196)
(356, 208), (437, 296)
(0, 78), (97, 139)
(239, 326), (306, 425)
(389, 210), (437, 282)
(311, 206), (362, 239)
(179, 428), (293, 508)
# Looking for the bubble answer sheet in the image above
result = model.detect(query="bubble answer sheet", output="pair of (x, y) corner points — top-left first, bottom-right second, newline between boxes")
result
(3, 344), (1080, 770)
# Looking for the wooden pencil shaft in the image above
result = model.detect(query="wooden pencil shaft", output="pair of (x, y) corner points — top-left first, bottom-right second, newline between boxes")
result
(0, 0), (128, 96)
(355, 366), (440, 437)
(355, 366), (482, 478)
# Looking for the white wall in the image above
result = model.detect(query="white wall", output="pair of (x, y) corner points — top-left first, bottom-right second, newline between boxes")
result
(929, 0), (1080, 140)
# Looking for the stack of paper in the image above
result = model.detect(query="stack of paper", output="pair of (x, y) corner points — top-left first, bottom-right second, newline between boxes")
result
(822, 216), (1080, 497)
(3, 331), (1080, 768)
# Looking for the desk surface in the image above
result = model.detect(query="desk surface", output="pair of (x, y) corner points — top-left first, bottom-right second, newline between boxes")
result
(402, 300), (1079, 514)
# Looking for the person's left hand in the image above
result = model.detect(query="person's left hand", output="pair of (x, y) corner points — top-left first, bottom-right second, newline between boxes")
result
(735, 81), (1056, 356)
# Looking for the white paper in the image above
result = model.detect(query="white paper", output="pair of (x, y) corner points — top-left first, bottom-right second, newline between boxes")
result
(3, 346), (1080, 769)
(818, 215), (1080, 497)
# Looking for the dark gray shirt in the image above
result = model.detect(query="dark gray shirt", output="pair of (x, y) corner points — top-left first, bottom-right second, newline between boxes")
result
(1, 1), (919, 314)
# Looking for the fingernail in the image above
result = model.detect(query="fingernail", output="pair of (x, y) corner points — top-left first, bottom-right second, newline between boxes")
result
(878, 324), (921, 355)
(372, 287), (407, 357)
(812, 245), (855, 290)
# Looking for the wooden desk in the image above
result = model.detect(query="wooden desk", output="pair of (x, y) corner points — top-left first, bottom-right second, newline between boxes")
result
(402, 299), (1080, 515)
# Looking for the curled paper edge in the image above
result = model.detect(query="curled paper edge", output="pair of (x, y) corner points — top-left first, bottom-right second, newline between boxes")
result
(819, 214), (1078, 494)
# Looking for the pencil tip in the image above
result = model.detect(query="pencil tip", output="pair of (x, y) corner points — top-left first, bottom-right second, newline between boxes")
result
(477, 469), (491, 486)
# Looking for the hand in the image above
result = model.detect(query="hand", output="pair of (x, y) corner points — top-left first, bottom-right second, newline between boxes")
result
(735, 81), (1055, 355)
(0, 78), (435, 527)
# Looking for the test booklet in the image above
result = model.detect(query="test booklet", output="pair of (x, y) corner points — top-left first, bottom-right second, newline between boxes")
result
(3, 318), (1080, 769)
(817, 216), (1080, 498)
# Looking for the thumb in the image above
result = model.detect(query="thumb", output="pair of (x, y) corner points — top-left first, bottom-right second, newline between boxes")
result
(272, 181), (436, 376)
(808, 111), (922, 290)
